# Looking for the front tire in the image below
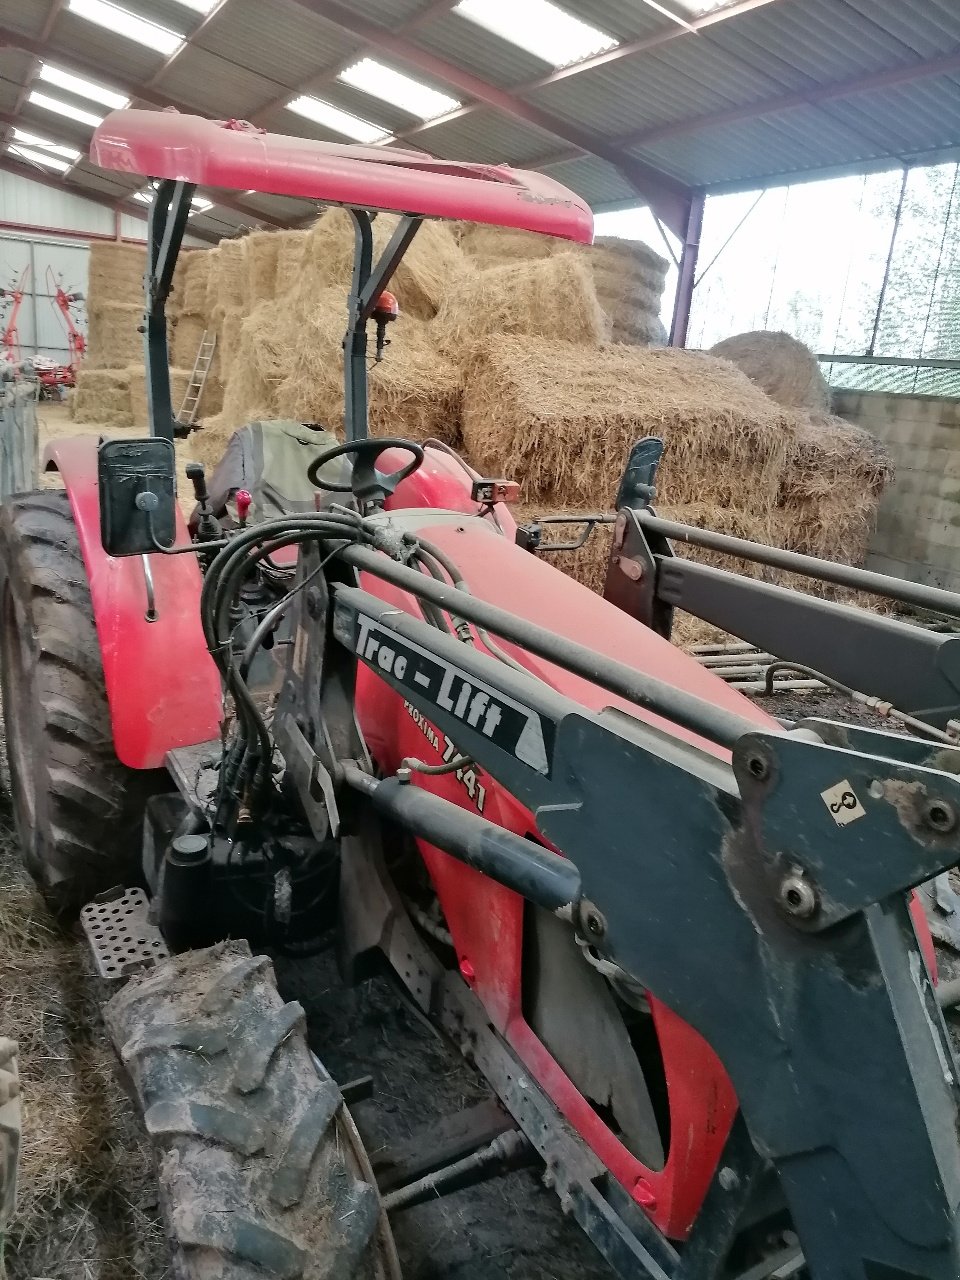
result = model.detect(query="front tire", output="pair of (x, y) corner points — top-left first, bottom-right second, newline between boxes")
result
(105, 942), (399, 1280)
(0, 490), (157, 918)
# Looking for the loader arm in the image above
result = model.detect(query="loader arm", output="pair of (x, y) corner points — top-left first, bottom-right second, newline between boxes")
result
(298, 550), (960, 1280)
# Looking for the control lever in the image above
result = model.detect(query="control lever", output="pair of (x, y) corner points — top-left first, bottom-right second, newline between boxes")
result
(185, 462), (222, 546)
(235, 489), (252, 529)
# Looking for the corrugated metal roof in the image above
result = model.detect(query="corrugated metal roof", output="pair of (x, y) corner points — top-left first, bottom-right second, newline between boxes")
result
(350, 0), (428, 24)
(156, 45), (283, 118)
(0, 0), (52, 40)
(702, 0), (928, 83)
(193, 0), (359, 94)
(553, 0), (670, 44)
(526, 50), (752, 136)
(412, 11), (548, 89)
(3, 0), (960, 232)
(415, 107), (556, 164)
(53, 11), (165, 83)
(545, 153), (638, 206)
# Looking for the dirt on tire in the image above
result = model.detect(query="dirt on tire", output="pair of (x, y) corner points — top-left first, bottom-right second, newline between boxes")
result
(0, 489), (161, 918)
(104, 940), (400, 1280)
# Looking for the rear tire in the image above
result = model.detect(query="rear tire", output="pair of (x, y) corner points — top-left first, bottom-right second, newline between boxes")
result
(0, 490), (158, 918)
(104, 941), (399, 1280)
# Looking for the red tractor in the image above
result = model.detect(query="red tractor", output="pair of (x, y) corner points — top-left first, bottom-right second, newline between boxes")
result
(3, 110), (960, 1280)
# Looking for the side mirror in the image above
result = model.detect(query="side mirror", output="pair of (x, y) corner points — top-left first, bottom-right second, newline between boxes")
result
(98, 437), (176, 556)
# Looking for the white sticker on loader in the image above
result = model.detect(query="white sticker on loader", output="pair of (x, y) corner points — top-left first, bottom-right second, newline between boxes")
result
(821, 779), (866, 826)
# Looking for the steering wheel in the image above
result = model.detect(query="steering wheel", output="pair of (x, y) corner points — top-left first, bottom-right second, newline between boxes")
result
(307, 438), (425, 507)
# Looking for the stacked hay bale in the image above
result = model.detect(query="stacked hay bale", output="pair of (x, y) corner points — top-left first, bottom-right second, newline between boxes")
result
(73, 231), (893, 653)
(70, 242), (195, 429)
(710, 330), (890, 567)
(468, 337), (790, 637)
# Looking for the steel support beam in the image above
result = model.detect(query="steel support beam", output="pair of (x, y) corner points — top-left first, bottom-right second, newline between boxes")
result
(394, 0), (784, 144)
(286, 0), (695, 234)
(669, 190), (703, 347)
(0, 0), (65, 150)
(616, 48), (960, 152)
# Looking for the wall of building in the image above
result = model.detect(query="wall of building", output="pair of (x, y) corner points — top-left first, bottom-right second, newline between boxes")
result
(0, 169), (206, 362)
(834, 389), (960, 593)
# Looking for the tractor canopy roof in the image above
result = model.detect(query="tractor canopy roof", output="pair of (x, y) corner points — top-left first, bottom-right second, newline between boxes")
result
(91, 109), (593, 243)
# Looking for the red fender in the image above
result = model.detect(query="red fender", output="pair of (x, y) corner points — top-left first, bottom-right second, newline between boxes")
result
(43, 436), (222, 769)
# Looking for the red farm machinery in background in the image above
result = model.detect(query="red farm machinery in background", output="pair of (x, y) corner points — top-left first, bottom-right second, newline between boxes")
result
(1, 109), (960, 1280)
(33, 267), (86, 398)
(0, 265), (29, 366)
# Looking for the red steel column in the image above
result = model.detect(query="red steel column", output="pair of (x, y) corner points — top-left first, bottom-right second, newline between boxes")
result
(670, 191), (705, 348)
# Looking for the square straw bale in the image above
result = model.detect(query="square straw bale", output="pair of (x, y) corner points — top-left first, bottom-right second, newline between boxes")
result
(462, 336), (792, 512)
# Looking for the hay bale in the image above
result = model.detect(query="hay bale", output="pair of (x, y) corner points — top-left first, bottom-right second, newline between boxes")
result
(581, 237), (668, 347)
(205, 239), (245, 313)
(275, 231), (309, 297)
(459, 223), (557, 262)
(85, 302), (145, 369)
(462, 336), (791, 513)
(204, 304), (243, 387)
(127, 365), (194, 431)
(171, 312), (207, 368)
(303, 208), (466, 319)
(435, 254), (608, 354)
(178, 249), (213, 314)
(264, 288), (461, 443)
(200, 374), (224, 418)
(87, 242), (145, 304)
(709, 331), (830, 411)
(243, 231), (281, 307)
(776, 411), (892, 563)
(71, 367), (133, 427)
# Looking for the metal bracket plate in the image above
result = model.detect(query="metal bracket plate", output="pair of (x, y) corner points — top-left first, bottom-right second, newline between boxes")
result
(80, 887), (170, 979)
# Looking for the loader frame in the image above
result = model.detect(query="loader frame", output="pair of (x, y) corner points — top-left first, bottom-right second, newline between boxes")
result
(54, 110), (960, 1280)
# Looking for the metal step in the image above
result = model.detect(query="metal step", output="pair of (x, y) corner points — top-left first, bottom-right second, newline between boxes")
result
(80, 886), (170, 980)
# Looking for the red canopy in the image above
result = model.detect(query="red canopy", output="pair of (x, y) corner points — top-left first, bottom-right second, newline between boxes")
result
(91, 110), (593, 243)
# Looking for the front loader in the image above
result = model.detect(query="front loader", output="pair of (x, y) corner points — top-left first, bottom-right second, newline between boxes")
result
(3, 109), (960, 1280)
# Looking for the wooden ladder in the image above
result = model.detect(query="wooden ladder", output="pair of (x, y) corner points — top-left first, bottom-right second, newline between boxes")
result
(176, 330), (217, 428)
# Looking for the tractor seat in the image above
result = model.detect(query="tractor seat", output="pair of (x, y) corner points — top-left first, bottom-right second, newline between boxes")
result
(190, 419), (352, 532)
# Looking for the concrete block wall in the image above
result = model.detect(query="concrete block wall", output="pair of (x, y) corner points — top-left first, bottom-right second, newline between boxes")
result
(833, 390), (960, 593)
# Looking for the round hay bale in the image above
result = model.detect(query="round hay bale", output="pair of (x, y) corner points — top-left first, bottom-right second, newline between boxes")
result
(171, 312), (207, 368)
(85, 303), (145, 369)
(242, 230), (281, 306)
(709, 331), (830, 411)
(434, 254), (609, 355)
(87, 243), (145, 305)
(462, 335), (791, 514)
(303, 208), (466, 320)
(275, 231), (310, 298)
